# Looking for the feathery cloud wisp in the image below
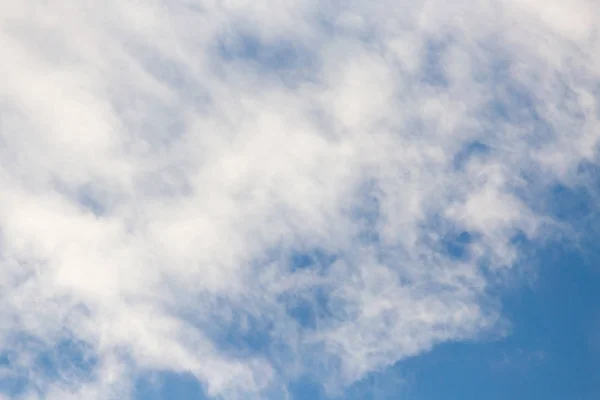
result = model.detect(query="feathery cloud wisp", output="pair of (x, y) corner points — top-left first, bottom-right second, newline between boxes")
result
(0, 0), (598, 399)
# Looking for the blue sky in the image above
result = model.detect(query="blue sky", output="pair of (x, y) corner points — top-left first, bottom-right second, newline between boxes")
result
(1, 1), (599, 400)
(344, 239), (600, 400)
(129, 240), (600, 400)
(132, 181), (600, 400)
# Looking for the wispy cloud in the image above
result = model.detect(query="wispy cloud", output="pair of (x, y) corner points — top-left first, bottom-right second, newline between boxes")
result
(0, 0), (598, 399)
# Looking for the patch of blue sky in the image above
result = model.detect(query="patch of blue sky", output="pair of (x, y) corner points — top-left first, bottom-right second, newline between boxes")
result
(440, 230), (477, 260)
(333, 161), (600, 400)
(218, 34), (300, 70)
(0, 375), (28, 398)
(136, 220), (600, 400)
(419, 37), (451, 87)
(352, 180), (382, 247)
(577, 160), (600, 189)
(280, 286), (332, 331)
(357, 238), (600, 400)
(516, 160), (600, 230)
(546, 182), (596, 222)
(51, 179), (126, 218)
(134, 371), (208, 400)
(488, 72), (541, 122)
(73, 183), (108, 217)
(215, 30), (318, 87)
(286, 375), (326, 400)
(217, 315), (274, 358)
(340, 366), (409, 400)
(452, 140), (490, 171)
(179, 302), (275, 361)
(35, 338), (97, 381)
(169, 245), (338, 365)
(417, 209), (481, 263)
(0, 335), (97, 398)
(133, 369), (327, 400)
(460, 42), (558, 146)
(0, 347), (26, 398)
(288, 249), (338, 273)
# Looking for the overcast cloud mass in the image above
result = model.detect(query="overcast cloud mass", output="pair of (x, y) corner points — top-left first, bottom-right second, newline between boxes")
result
(0, 1), (599, 399)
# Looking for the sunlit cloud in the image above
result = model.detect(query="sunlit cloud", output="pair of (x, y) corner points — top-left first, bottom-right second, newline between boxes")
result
(0, 0), (598, 399)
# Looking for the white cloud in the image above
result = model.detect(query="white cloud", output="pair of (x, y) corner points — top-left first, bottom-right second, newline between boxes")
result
(0, 0), (598, 399)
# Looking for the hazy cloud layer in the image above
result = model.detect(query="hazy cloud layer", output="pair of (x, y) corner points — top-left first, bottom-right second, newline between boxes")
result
(0, 1), (598, 399)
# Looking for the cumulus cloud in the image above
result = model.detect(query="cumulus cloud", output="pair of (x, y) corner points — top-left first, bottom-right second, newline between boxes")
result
(0, 0), (598, 399)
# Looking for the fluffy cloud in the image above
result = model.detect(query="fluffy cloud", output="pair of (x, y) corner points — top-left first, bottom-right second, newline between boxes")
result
(0, 0), (598, 399)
